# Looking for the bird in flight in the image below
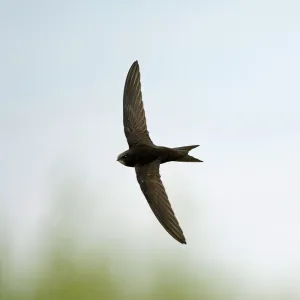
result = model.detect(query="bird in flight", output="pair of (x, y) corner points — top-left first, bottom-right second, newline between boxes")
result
(117, 61), (202, 244)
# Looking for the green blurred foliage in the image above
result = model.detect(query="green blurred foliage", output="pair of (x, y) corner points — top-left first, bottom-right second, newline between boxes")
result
(1, 249), (226, 300)
(0, 175), (226, 300)
(1, 173), (298, 300)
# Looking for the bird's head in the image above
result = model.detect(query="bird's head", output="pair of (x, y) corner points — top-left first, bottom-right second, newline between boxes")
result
(117, 150), (131, 166)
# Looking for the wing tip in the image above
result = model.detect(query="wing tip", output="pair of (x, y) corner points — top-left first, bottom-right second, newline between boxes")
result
(174, 234), (187, 244)
(127, 60), (140, 77)
(180, 237), (187, 245)
(132, 60), (139, 67)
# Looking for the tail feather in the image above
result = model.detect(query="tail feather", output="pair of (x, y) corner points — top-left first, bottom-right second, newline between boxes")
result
(172, 144), (203, 163)
(176, 155), (203, 163)
(173, 145), (199, 151)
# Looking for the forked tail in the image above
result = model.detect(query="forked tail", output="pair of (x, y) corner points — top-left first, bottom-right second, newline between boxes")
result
(172, 145), (203, 162)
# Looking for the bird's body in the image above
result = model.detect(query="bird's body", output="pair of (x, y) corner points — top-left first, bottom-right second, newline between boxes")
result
(118, 144), (200, 167)
(117, 61), (202, 244)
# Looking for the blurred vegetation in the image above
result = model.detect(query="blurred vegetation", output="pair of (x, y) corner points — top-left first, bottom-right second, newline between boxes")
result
(1, 246), (228, 300)
(0, 173), (298, 300)
(0, 173), (229, 300)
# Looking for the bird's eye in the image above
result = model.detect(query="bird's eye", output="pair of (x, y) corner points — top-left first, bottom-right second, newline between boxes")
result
(123, 155), (128, 159)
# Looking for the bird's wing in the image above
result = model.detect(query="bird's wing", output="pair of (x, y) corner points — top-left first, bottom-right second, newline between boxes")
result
(135, 161), (186, 244)
(123, 61), (154, 148)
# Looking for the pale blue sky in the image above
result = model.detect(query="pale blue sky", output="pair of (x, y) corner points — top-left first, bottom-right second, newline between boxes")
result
(1, 0), (300, 295)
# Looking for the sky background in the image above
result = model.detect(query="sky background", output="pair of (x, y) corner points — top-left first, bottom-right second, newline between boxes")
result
(1, 0), (300, 296)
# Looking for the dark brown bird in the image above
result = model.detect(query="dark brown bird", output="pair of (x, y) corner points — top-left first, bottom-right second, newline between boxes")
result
(117, 61), (202, 244)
